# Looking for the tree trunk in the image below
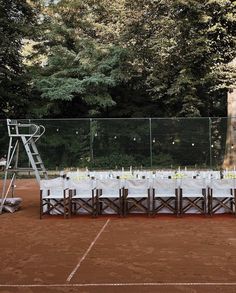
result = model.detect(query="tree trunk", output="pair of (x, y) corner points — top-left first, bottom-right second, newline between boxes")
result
(223, 59), (236, 169)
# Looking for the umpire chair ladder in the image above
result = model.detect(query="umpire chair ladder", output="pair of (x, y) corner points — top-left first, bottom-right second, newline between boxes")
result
(0, 119), (48, 214)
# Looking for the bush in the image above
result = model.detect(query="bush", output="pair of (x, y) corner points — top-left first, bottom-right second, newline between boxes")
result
(91, 153), (137, 169)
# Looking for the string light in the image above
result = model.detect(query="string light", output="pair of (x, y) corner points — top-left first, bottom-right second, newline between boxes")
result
(172, 141), (175, 145)
(114, 136), (117, 139)
(192, 143), (195, 146)
(153, 138), (155, 143)
(56, 128), (59, 132)
(133, 137), (136, 141)
(76, 131), (78, 135)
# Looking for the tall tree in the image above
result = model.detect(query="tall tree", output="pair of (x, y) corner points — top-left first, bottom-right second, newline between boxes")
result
(30, 0), (131, 117)
(31, 0), (236, 118)
(123, 0), (236, 117)
(0, 0), (36, 118)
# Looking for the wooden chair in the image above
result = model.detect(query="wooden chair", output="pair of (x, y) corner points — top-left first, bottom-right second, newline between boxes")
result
(152, 178), (179, 215)
(40, 177), (70, 219)
(123, 179), (151, 216)
(96, 179), (123, 216)
(208, 179), (236, 215)
(69, 179), (96, 216)
(179, 178), (207, 215)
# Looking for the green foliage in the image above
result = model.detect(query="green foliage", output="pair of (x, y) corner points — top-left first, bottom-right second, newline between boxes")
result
(152, 154), (175, 168)
(91, 153), (137, 169)
(1, 0), (236, 119)
(0, 0), (36, 118)
(30, 0), (132, 117)
(133, 0), (236, 117)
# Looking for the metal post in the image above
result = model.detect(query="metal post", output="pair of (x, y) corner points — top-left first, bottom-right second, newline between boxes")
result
(90, 118), (94, 164)
(209, 117), (212, 169)
(149, 118), (153, 168)
(1, 136), (13, 198)
(28, 119), (31, 176)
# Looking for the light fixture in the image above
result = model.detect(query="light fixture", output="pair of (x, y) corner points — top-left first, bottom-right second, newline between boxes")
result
(192, 143), (195, 146)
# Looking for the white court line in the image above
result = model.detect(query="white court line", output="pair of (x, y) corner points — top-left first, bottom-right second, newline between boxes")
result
(66, 218), (110, 282)
(0, 283), (236, 287)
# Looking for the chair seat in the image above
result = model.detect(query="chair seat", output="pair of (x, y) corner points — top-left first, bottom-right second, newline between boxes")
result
(181, 192), (204, 198)
(42, 194), (67, 199)
(212, 194), (234, 198)
(154, 193), (176, 198)
(72, 194), (93, 199)
(99, 194), (120, 198)
(127, 193), (149, 198)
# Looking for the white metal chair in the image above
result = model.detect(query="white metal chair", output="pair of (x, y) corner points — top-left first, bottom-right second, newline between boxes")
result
(69, 179), (96, 216)
(123, 179), (151, 216)
(96, 179), (123, 215)
(40, 177), (69, 219)
(152, 179), (179, 215)
(179, 178), (207, 215)
(208, 179), (236, 215)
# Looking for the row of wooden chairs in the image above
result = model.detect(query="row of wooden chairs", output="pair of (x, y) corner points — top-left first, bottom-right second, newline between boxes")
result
(40, 178), (236, 218)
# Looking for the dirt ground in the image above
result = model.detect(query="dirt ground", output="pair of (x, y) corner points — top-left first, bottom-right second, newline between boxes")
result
(0, 179), (236, 293)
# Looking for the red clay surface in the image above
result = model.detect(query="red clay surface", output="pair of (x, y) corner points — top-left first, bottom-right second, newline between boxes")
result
(0, 179), (236, 292)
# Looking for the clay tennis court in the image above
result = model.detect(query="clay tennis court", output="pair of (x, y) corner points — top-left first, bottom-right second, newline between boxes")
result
(0, 179), (236, 293)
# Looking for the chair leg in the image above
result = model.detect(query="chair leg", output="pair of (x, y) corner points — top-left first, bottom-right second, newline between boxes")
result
(147, 195), (151, 216)
(92, 195), (95, 217)
(63, 197), (66, 219)
(176, 189), (179, 216)
(68, 196), (71, 218)
(179, 194), (182, 216)
(176, 196), (179, 216)
(123, 189), (127, 216)
(201, 189), (206, 215)
(119, 195), (122, 216)
(152, 193), (155, 216)
(96, 194), (99, 217)
(234, 190), (236, 216)
(208, 194), (212, 216)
